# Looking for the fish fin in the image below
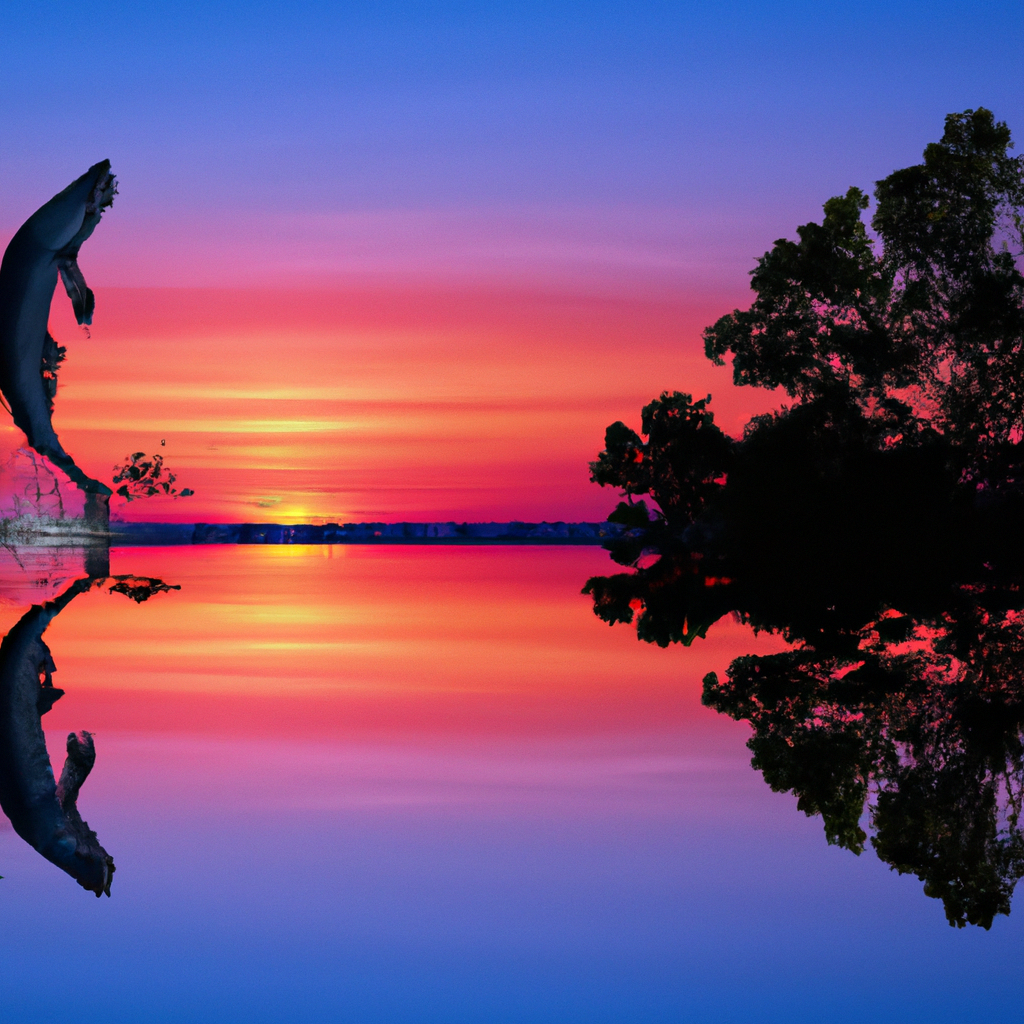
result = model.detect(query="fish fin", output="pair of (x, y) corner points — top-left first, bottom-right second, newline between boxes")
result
(56, 731), (96, 811)
(37, 685), (65, 715)
(57, 256), (95, 326)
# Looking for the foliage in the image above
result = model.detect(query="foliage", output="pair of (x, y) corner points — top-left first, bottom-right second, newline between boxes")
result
(582, 552), (734, 648)
(104, 575), (182, 603)
(703, 108), (1024, 482)
(111, 452), (194, 502)
(589, 391), (732, 528)
(702, 589), (1024, 929)
(704, 186), (910, 405)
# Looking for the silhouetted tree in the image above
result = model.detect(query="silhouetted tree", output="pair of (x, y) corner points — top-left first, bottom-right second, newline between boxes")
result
(704, 108), (1024, 484)
(585, 109), (1024, 927)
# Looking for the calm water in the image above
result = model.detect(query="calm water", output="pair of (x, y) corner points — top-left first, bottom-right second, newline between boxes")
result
(0, 545), (1021, 1022)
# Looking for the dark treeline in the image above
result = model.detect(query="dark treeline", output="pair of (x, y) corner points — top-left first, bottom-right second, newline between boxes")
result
(585, 109), (1024, 928)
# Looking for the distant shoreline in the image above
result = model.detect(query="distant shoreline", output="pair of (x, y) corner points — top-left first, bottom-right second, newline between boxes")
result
(107, 521), (625, 547)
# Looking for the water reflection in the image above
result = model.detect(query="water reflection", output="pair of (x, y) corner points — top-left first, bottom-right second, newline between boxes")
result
(0, 542), (177, 895)
(2, 543), (1018, 1019)
(702, 594), (1024, 930)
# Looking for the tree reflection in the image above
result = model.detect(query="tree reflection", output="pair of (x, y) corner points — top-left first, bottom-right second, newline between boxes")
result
(586, 398), (1024, 927)
(704, 596), (1024, 929)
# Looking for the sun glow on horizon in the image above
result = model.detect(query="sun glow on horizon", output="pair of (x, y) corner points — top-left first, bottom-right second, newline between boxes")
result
(27, 285), (780, 524)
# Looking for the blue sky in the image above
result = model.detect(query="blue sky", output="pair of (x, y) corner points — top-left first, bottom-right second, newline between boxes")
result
(2, 1), (1021, 289)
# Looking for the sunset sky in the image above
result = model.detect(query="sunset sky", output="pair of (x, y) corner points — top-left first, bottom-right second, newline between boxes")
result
(2, 2), (1021, 522)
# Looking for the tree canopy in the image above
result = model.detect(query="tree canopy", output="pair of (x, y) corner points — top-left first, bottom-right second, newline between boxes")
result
(704, 108), (1024, 479)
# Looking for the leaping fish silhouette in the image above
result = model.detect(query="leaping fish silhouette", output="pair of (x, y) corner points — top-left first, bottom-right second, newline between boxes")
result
(0, 162), (116, 494)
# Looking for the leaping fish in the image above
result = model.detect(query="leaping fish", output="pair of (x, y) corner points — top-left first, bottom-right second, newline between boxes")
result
(0, 162), (116, 494)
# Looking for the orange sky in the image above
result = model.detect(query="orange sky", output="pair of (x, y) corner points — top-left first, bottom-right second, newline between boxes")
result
(22, 284), (781, 524)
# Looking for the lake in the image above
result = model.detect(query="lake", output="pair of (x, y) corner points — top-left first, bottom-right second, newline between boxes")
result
(0, 544), (1021, 1022)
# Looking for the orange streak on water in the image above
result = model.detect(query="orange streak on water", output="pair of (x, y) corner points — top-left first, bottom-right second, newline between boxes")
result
(39, 546), (785, 740)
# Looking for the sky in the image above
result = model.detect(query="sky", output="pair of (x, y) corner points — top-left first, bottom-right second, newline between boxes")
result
(2, 1), (1023, 521)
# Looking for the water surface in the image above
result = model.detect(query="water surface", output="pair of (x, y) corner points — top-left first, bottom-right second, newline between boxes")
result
(0, 545), (1020, 1022)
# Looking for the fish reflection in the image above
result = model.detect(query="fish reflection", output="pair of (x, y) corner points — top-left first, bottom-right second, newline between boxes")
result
(0, 572), (178, 895)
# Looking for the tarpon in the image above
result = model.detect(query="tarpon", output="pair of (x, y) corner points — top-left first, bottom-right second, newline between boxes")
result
(0, 162), (116, 494)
